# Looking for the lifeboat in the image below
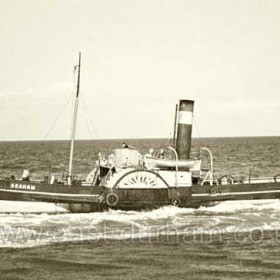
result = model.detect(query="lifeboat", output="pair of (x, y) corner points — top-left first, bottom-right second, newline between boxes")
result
(144, 156), (201, 171)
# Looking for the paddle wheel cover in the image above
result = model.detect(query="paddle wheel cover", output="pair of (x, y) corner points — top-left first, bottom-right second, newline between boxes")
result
(113, 170), (170, 189)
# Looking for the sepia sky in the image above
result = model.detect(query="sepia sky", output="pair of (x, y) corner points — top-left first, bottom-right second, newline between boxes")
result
(1, 0), (280, 140)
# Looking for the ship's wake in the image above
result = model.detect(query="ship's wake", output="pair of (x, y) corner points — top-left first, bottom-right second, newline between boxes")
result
(1, 199), (280, 248)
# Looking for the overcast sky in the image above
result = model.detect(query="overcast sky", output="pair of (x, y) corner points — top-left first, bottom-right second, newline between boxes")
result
(1, 0), (280, 140)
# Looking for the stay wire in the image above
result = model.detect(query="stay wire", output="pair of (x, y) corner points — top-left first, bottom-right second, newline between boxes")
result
(40, 91), (74, 144)
(80, 96), (99, 140)
(80, 96), (94, 141)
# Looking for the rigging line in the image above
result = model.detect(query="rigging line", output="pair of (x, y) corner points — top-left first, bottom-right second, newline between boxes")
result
(38, 90), (74, 180)
(81, 96), (99, 140)
(40, 91), (74, 144)
(80, 96), (95, 140)
(43, 66), (79, 179)
(80, 97), (99, 164)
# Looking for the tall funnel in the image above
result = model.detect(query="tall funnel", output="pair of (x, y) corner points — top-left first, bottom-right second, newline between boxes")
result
(176, 100), (194, 160)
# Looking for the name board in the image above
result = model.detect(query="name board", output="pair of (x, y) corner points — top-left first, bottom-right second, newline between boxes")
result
(11, 183), (36, 190)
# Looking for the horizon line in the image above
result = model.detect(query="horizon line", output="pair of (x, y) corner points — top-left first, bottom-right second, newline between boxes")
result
(0, 135), (279, 142)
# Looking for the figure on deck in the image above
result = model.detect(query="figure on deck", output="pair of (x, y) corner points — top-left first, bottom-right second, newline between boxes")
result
(122, 142), (129, 149)
(22, 167), (30, 181)
(148, 149), (154, 157)
(159, 149), (166, 158)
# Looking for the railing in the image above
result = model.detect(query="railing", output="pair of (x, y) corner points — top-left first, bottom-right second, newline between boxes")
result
(200, 147), (214, 187)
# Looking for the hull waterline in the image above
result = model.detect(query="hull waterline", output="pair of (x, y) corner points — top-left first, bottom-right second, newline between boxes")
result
(1, 179), (280, 212)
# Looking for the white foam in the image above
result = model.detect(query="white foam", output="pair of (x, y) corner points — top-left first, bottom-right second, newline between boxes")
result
(0, 201), (68, 213)
(196, 199), (280, 214)
(2, 201), (280, 248)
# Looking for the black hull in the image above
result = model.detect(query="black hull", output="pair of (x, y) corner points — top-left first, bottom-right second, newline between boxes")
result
(110, 182), (280, 209)
(1, 179), (280, 212)
(0, 180), (103, 203)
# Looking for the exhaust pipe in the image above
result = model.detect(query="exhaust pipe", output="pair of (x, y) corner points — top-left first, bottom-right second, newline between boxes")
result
(176, 100), (194, 160)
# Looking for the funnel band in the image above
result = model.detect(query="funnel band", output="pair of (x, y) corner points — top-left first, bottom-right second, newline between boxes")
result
(178, 111), (193, 125)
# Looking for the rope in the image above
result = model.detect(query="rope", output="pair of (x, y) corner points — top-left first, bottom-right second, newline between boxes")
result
(40, 91), (74, 143)
(80, 96), (99, 140)
(80, 96), (94, 140)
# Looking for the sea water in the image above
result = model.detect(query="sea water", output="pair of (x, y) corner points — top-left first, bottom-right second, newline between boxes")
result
(1, 137), (280, 280)
(1, 137), (280, 248)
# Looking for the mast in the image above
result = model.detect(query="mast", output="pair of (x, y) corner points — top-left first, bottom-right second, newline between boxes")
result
(68, 52), (81, 184)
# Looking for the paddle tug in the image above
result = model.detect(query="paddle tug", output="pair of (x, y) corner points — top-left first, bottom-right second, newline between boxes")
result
(1, 54), (280, 212)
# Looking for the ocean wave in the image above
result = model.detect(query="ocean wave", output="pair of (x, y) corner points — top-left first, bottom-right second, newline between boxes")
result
(1, 200), (280, 248)
(0, 201), (68, 213)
